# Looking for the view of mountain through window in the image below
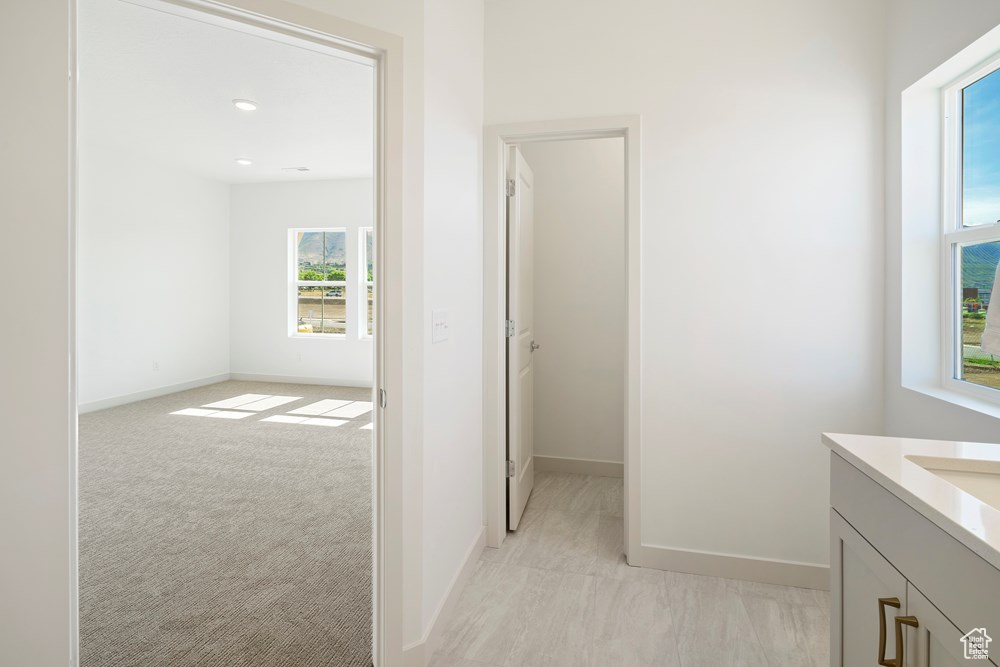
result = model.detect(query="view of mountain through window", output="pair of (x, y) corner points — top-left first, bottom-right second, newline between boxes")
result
(295, 230), (347, 335)
(961, 241), (1000, 388)
(958, 67), (1000, 390)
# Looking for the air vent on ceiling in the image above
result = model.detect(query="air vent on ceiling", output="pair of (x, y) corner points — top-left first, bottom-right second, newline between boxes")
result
(281, 167), (311, 172)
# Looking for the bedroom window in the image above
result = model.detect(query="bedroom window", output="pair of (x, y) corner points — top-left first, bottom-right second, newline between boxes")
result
(944, 61), (1000, 393)
(291, 229), (347, 336)
(361, 227), (374, 337)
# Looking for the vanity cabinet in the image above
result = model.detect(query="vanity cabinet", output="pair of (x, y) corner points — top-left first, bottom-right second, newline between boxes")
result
(831, 510), (907, 666)
(906, 584), (975, 667)
(830, 453), (1000, 667)
(832, 511), (978, 666)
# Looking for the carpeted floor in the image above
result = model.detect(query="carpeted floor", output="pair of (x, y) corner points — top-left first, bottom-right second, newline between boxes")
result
(79, 381), (374, 667)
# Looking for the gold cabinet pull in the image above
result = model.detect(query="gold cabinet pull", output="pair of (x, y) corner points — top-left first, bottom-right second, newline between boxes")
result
(891, 616), (919, 667)
(878, 597), (901, 666)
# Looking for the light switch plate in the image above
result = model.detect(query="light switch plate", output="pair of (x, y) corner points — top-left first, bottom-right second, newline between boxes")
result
(432, 309), (450, 343)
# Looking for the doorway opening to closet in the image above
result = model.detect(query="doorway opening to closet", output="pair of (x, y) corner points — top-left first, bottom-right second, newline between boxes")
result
(483, 118), (641, 565)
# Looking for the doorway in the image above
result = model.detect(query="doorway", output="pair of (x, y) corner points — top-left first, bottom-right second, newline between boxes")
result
(507, 138), (628, 531)
(70, 0), (405, 664)
(483, 117), (642, 560)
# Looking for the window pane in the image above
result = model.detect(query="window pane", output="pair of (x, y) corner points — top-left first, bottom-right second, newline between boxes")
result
(297, 230), (346, 279)
(365, 228), (374, 281)
(960, 240), (1000, 389)
(962, 68), (1000, 227)
(364, 228), (374, 337)
(367, 285), (374, 336)
(297, 286), (346, 335)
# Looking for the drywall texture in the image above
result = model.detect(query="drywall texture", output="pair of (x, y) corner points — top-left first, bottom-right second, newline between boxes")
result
(229, 179), (374, 386)
(77, 141), (231, 408)
(519, 138), (625, 465)
(420, 0), (486, 634)
(884, 0), (1000, 440)
(486, 0), (886, 567)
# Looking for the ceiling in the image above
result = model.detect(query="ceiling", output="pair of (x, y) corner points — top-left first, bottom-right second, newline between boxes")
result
(78, 0), (375, 184)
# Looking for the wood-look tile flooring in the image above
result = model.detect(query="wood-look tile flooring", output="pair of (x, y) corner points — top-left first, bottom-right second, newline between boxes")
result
(431, 471), (830, 666)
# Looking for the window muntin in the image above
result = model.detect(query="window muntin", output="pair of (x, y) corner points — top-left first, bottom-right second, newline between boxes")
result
(292, 229), (347, 336)
(945, 61), (1000, 395)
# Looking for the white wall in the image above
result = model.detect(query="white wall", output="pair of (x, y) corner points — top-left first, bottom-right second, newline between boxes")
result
(0, 2), (73, 663)
(486, 0), (886, 568)
(518, 138), (625, 465)
(884, 0), (1000, 441)
(229, 179), (374, 386)
(420, 0), (485, 640)
(78, 168), (376, 405)
(77, 140), (230, 409)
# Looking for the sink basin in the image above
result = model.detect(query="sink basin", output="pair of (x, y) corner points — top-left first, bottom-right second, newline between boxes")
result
(906, 455), (1000, 512)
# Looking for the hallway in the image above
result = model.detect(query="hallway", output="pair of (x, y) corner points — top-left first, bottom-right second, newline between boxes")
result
(431, 472), (830, 666)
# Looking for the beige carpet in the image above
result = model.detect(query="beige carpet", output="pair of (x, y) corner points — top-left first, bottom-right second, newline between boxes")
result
(79, 381), (373, 667)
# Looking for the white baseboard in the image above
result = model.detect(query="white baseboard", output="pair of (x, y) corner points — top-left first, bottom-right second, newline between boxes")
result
(534, 455), (624, 478)
(78, 373), (230, 414)
(229, 372), (373, 389)
(402, 527), (486, 667)
(637, 544), (829, 590)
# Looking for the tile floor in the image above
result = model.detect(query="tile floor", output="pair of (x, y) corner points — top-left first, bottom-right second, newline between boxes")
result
(431, 471), (830, 666)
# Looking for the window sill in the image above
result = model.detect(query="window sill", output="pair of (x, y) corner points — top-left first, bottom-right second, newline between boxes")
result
(289, 333), (347, 340)
(905, 382), (1000, 421)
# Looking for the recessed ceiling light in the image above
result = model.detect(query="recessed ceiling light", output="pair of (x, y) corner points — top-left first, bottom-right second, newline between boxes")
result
(232, 99), (257, 111)
(281, 167), (311, 172)
(235, 158), (253, 166)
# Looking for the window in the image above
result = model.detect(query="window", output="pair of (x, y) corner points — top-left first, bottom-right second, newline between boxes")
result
(945, 62), (1000, 393)
(292, 229), (347, 336)
(361, 227), (374, 336)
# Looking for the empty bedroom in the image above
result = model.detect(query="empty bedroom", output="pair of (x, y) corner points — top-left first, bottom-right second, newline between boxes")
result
(75, 1), (378, 665)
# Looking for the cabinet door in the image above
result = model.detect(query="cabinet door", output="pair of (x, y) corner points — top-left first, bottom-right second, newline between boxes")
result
(905, 583), (997, 667)
(831, 509), (908, 666)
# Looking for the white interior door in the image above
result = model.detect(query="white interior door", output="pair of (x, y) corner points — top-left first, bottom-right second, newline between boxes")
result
(507, 146), (535, 530)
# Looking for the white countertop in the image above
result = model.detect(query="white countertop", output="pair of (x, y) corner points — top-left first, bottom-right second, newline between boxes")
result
(824, 432), (1000, 571)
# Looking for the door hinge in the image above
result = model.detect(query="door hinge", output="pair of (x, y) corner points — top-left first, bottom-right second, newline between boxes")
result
(506, 178), (516, 197)
(379, 388), (387, 408)
(504, 319), (515, 337)
(506, 460), (516, 478)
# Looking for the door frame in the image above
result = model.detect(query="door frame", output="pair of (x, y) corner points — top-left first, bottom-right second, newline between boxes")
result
(70, 1), (406, 665)
(482, 116), (642, 561)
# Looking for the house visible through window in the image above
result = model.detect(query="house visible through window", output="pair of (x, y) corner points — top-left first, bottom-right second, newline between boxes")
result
(362, 227), (374, 336)
(292, 229), (347, 336)
(946, 62), (1000, 392)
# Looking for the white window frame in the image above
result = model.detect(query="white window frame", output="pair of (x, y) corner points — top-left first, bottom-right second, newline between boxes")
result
(360, 226), (374, 339)
(290, 227), (348, 338)
(941, 56), (1000, 402)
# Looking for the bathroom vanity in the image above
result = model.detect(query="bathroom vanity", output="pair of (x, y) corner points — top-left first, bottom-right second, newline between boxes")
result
(825, 433), (1000, 666)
